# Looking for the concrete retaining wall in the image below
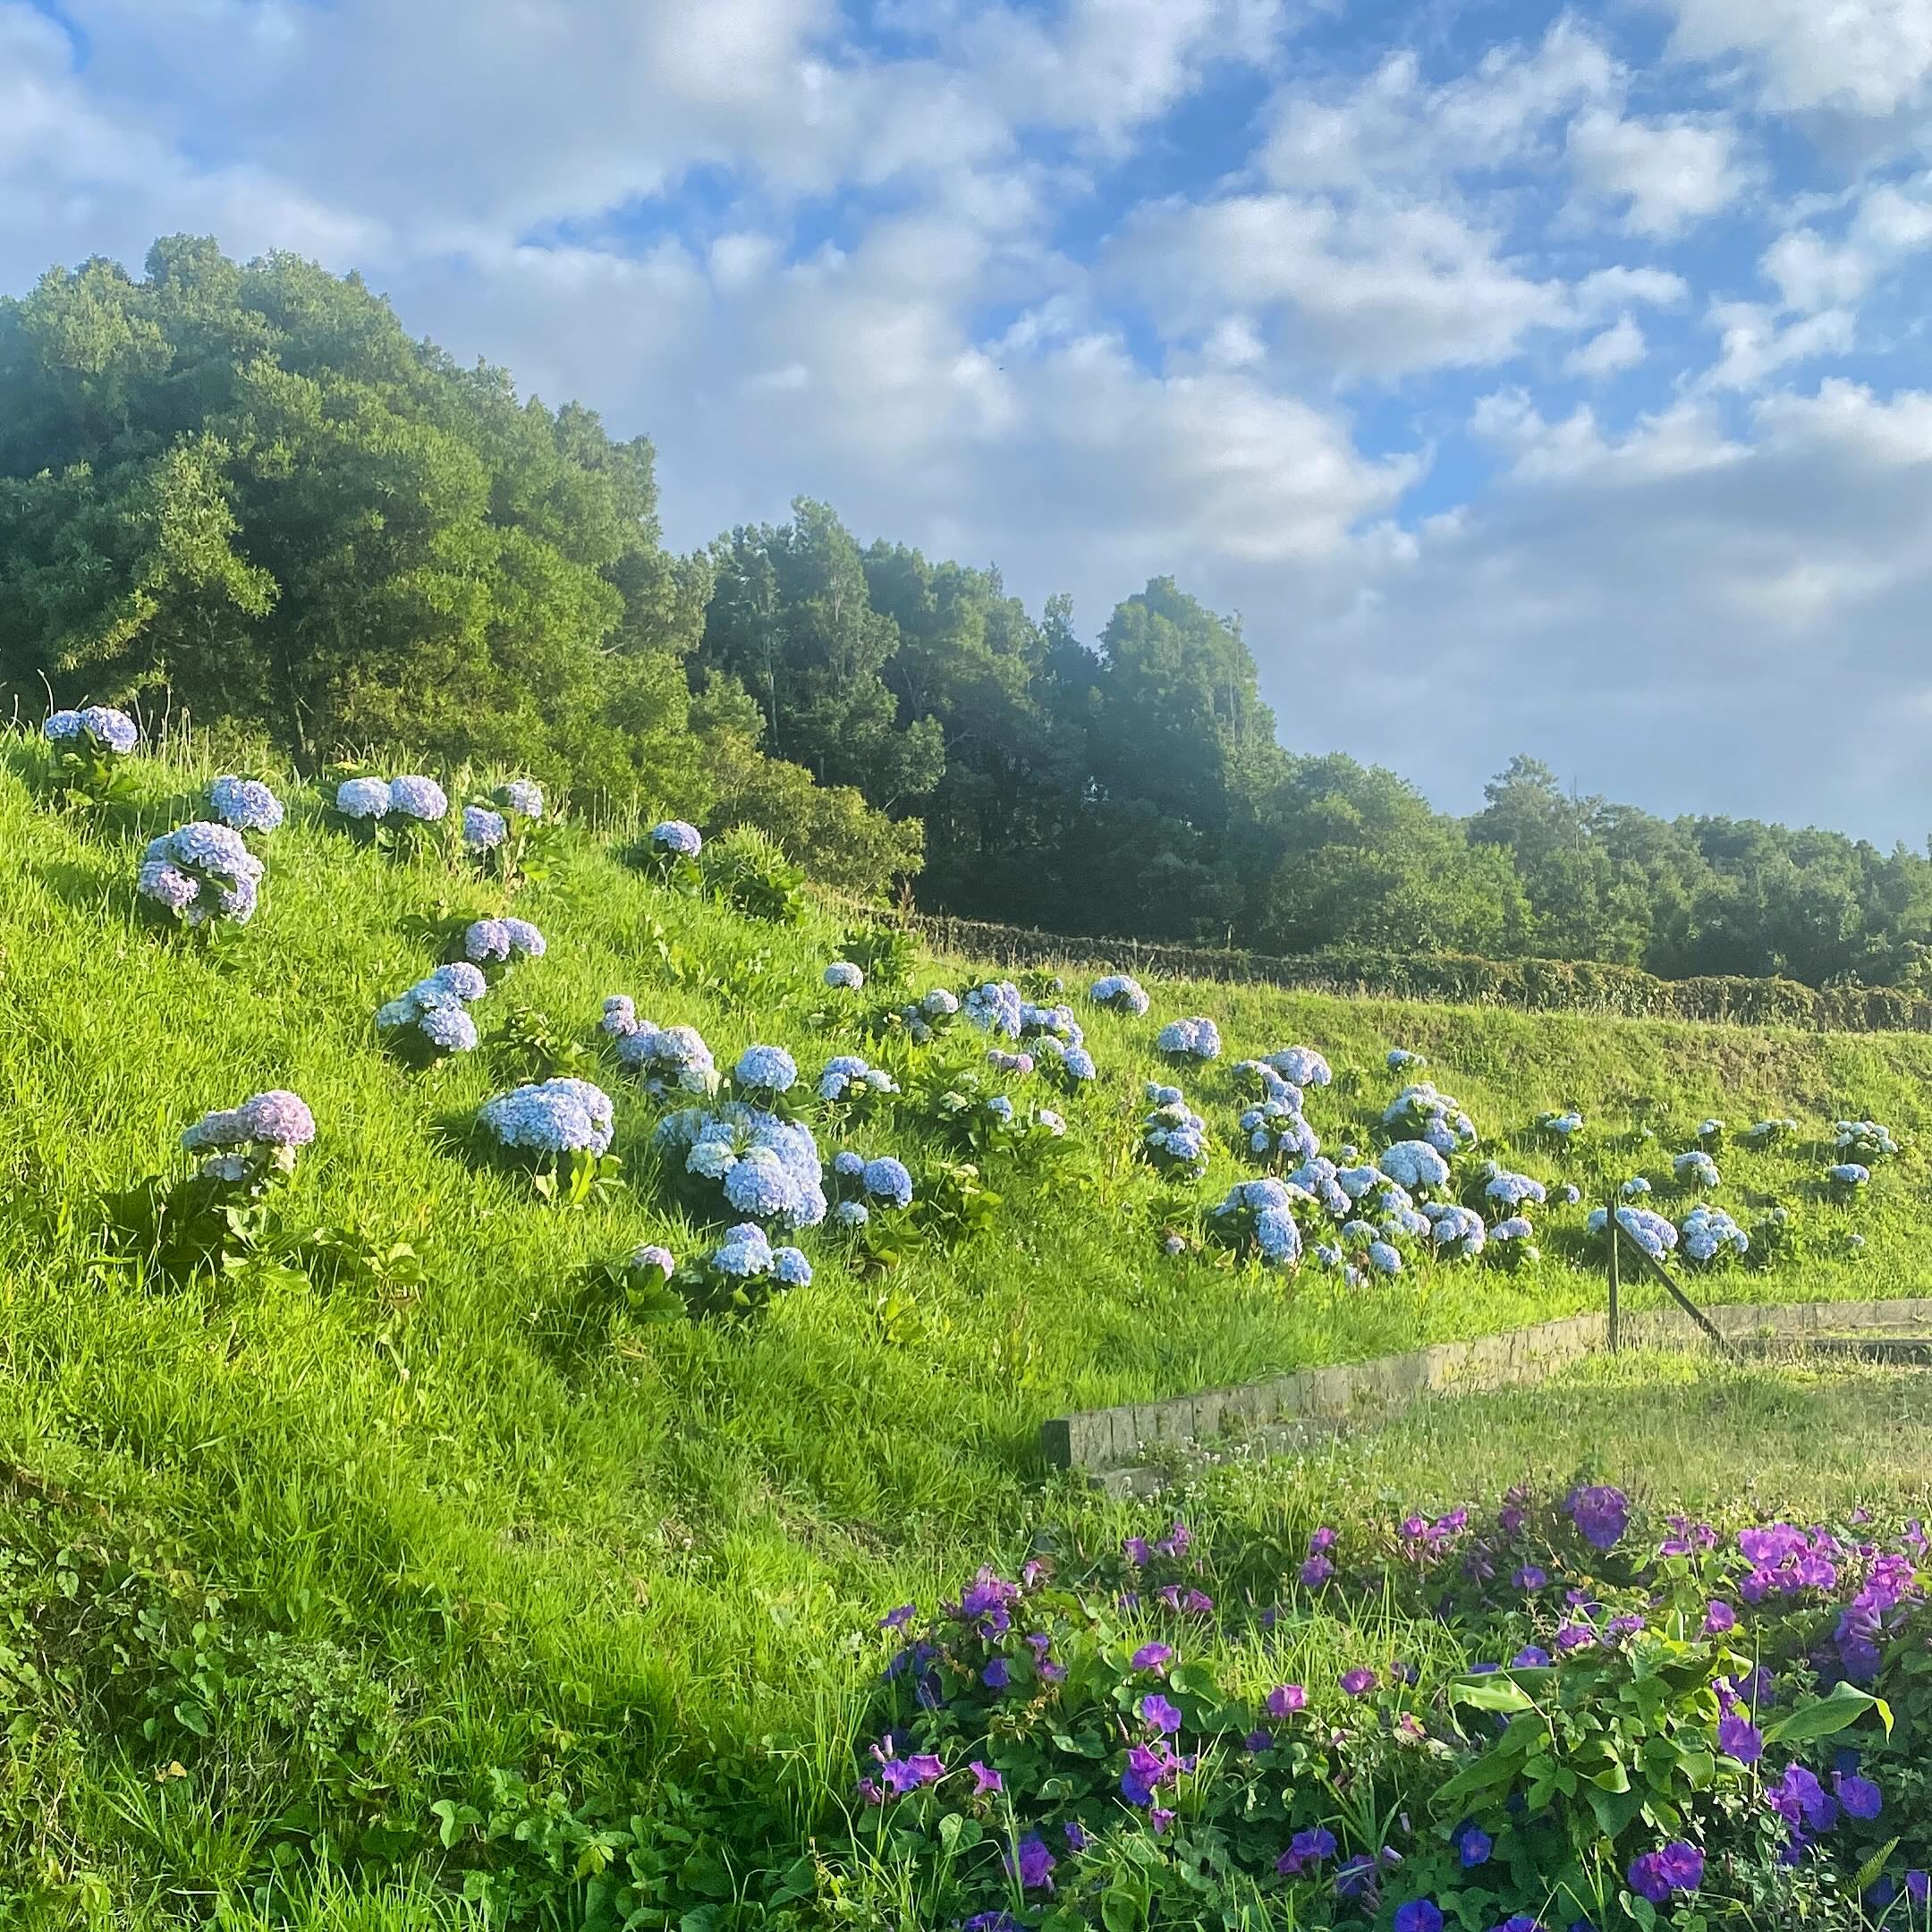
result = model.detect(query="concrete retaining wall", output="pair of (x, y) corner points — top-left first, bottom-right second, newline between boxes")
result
(1042, 1296), (1932, 1497)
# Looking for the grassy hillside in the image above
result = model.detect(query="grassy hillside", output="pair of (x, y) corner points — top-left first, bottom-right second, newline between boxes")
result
(4, 735), (1932, 1928)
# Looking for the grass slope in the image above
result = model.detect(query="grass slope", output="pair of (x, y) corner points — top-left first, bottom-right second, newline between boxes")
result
(3, 738), (1931, 1926)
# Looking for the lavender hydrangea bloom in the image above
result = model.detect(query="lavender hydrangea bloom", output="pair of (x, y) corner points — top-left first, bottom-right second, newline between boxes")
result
(502, 918), (546, 958)
(1378, 1141), (1451, 1192)
(169, 821), (257, 877)
(963, 980), (1025, 1038)
(1089, 973), (1151, 1016)
(1267, 1046), (1332, 1088)
(772, 1248), (812, 1287)
(735, 1045), (799, 1093)
(862, 1157), (913, 1208)
(137, 859), (199, 913)
(601, 995), (638, 1037)
(1587, 1204), (1679, 1257)
(479, 1079), (614, 1156)
(618, 1023), (717, 1096)
(419, 1005), (479, 1053)
(47, 705), (139, 751)
(501, 779), (544, 818)
(465, 919), (511, 962)
(919, 987), (960, 1018)
(823, 962), (865, 990)
(1681, 1204), (1749, 1263)
(724, 1148), (794, 1217)
(463, 806), (507, 850)
(651, 819), (702, 857)
(1427, 1203), (1487, 1258)
(235, 1091), (316, 1147)
(1157, 1017), (1221, 1060)
(335, 776), (391, 818)
(426, 962), (488, 1003)
(1673, 1149), (1721, 1190)
(387, 775), (447, 821)
(208, 775), (284, 833)
(833, 1199), (870, 1227)
(631, 1244), (675, 1277)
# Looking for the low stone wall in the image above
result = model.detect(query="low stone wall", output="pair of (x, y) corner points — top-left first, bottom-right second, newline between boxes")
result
(1043, 1297), (1932, 1496)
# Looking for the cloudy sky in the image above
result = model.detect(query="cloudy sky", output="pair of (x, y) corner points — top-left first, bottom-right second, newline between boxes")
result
(8, 0), (1932, 841)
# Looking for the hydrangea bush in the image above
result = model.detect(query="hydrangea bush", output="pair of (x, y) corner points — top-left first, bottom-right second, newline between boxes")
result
(329, 773), (449, 851)
(376, 962), (488, 1065)
(138, 822), (266, 934)
(477, 1078), (620, 1205)
(653, 1105), (827, 1231)
(462, 917), (547, 981)
(1140, 1089), (1209, 1181)
(104, 1090), (315, 1281)
(208, 775), (284, 836)
(638, 818), (705, 894)
(43, 704), (140, 804)
(1157, 1016), (1222, 1062)
(462, 778), (550, 888)
(1089, 974), (1151, 1017)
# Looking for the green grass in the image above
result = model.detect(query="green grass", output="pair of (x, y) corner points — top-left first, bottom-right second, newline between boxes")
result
(4, 734), (1932, 1926)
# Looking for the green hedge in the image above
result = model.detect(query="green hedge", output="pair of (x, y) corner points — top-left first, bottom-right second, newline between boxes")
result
(911, 916), (1932, 1034)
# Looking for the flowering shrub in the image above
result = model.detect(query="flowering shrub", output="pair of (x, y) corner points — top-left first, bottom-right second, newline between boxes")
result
(962, 980), (1025, 1039)
(1233, 1059), (1300, 1106)
(1673, 1148), (1722, 1190)
(1696, 1116), (1725, 1149)
(1267, 1046), (1332, 1089)
(1835, 1120), (1901, 1164)
(1140, 1092), (1209, 1181)
(478, 1079), (620, 1205)
(1387, 1046), (1428, 1072)
(824, 961), (865, 991)
(610, 1013), (719, 1098)
(462, 917), (547, 981)
(1241, 1098), (1319, 1170)
(833, 1480), (1922, 1932)
(376, 962), (488, 1064)
(621, 1224), (809, 1321)
(1533, 1109), (1584, 1148)
(986, 1048), (1036, 1078)
(208, 775), (284, 835)
(653, 1105), (827, 1230)
(1032, 1033), (1097, 1089)
(733, 1043), (799, 1103)
(816, 1055), (901, 1109)
(44, 705), (140, 804)
(1207, 1177), (1306, 1267)
(1479, 1168), (1546, 1218)
(1588, 1202), (1679, 1258)
(1089, 974), (1151, 1017)
(329, 772), (448, 849)
(138, 823), (265, 933)
(462, 779), (550, 887)
(839, 923), (920, 991)
(104, 1090), (314, 1280)
(1377, 1140), (1451, 1195)
(1423, 1201), (1486, 1259)
(875, 986), (961, 1047)
(1486, 1216), (1538, 1267)
(1680, 1202), (1749, 1264)
(919, 1068), (1066, 1167)
(634, 818), (705, 894)
(1384, 1083), (1477, 1156)
(1156, 1017), (1221, 1062)
(1742, 1117), (1800, 1149)
(1828, 1163), (1871, 1194)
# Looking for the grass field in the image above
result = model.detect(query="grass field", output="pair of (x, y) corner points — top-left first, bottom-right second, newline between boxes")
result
(4, 734), (1932, 1928)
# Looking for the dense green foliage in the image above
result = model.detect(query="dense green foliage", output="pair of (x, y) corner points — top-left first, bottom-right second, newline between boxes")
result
(7, 238), (1932, 983)
(4, 733), (1932, 1927)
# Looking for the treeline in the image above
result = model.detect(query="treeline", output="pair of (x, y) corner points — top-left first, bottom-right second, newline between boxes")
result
(4, 237), (1931, 988)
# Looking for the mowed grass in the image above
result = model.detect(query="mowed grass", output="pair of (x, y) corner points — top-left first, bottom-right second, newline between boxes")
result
(4, 735), (1932, 1924)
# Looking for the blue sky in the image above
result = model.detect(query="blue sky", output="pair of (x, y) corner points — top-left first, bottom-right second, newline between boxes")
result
(8, 0), (1932, 840)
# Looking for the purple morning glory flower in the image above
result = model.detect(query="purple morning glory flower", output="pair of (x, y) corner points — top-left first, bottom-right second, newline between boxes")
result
(1123, 1537), (1151, 1565)
(880, 1604), (915, 1630)
(1301, 1555), (1335, 1586)
(1515, 1565), (1547, 1590)
(1512, 1646), (1551, 1668)
(1275, 1826), (1337, 1875)
(1908, 1872), (1929, 1904)
(981, 1658), (1009, 1690)
(1835, 1772), (1883, 1820)
(1394, 1902), (1444, 1932)
(1340, 1668), (1377, 1697)
(1064, 1820), (1088, 1851)
(1567, 1484), (1630, 1551)
(969, 1760), (1002, 1795)
(1718, 1715), (1762, 1763)
(1140, 1693), (1182, 1736)
(1266, 1683), (1307, 1717)
(1703, 1600), (1737, 1634)
(1627, 1843), (1704, 1904)
(1132, 1641), (1174, 1672)
(1006, 1833), (1055, 1891)
(1456, 1825), (1493, 1868)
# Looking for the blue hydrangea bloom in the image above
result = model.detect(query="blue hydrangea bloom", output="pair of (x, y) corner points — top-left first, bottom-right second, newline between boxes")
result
(862, 1157), (913, 1208)
(47, 705), (139, 752)
(1157, 1017), (1221, 1059)
(419, 1005), (479, 1053)
(832, 1149), (866, 1180)
(651, 819), (702, 857)
(724, 1147), (794, 1217)
(734, 1045), (799, 1092)
(208, 775), (284, 833)
(833, 1199), (870, 1227)
(1089, 974), (1150, 1016)
(823, 962), (865, 989)
(1378, 1141), (1451, 1192)
(1255, 1206), (1302, 1266)
(479, 1079), (614, 1156)
(335, 776), (391, 818)
(465, 919), (511, 962)
(387, 775), (447, 821)
(503, 918), (546, 958)
(501, 779), (544, 819)
(464, 806), (507, 850)
(1368, 1241), (1403, 1275)
(631, 1244), (676, 1277)
(772, 1248), (812, 1287)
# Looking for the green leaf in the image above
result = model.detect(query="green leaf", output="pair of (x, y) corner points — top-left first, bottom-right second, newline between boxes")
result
(1761, 1682), (1893, 1745)
(1450, 1674), (1537, 1713)
(1857, 1839), (1901, 1894)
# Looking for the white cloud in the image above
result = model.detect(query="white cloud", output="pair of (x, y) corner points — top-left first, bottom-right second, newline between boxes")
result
(1701, 301), (1859, 389)
(1762, 175), (1932, 311)
(1563, 312), (1647, 377)
(1566, 106), (1749, 235)
(1656, 0), (1932, 119)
